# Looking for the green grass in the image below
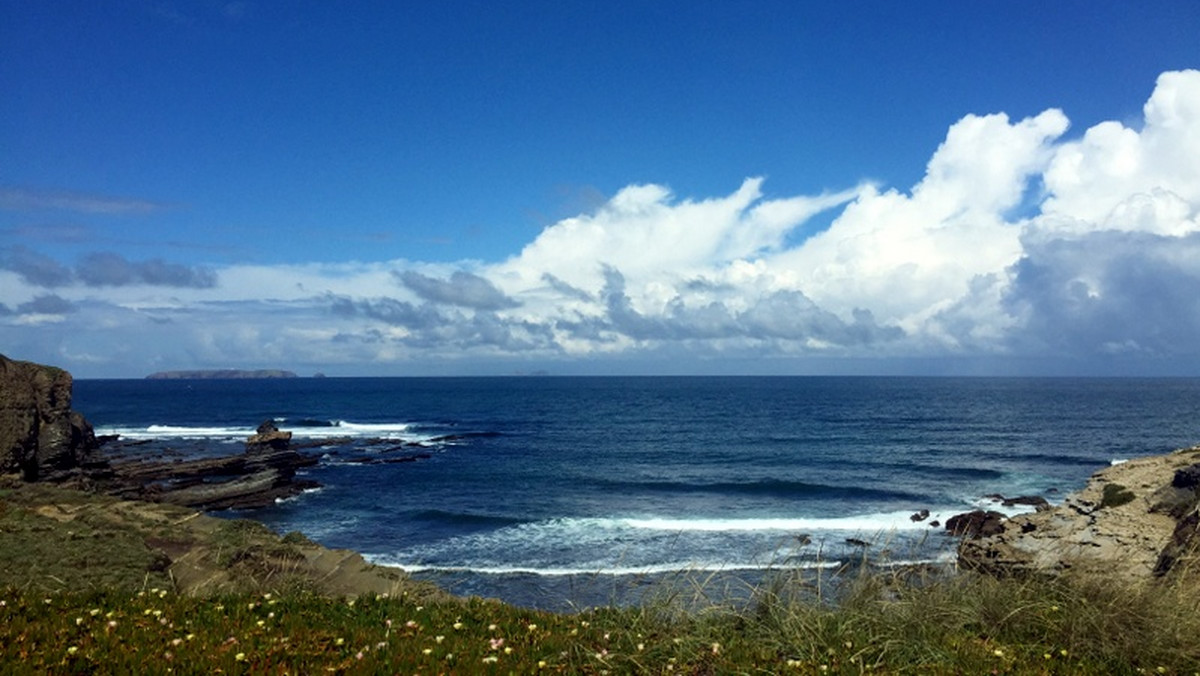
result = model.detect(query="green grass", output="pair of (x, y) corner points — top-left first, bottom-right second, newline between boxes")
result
(3, 567), (1199, 674)
(1100, 483), (1136, 509)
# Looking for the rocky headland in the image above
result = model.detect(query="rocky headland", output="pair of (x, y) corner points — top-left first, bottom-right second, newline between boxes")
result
(146, 369), (298, 379)
(957, 446), (1200, 582)
(0, 355), (99, 481)
(1, 355), (317, 511)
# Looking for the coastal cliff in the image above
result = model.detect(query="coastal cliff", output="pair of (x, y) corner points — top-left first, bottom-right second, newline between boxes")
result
(0, 354), (97, 480)
(958, 446), (1200, 581)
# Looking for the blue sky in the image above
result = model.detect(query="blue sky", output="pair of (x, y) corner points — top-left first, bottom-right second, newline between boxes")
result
(3, 1), (1200, 377)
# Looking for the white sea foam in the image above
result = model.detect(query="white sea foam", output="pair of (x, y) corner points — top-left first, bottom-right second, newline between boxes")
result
(94, 424), (255, 439)
(95, 420), (417, 441)
(620, 512), (952, 533)
(367, 558), (844, 577)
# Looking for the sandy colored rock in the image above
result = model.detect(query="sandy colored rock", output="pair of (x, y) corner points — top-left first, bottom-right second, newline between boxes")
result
(958, 446), (1200, 581)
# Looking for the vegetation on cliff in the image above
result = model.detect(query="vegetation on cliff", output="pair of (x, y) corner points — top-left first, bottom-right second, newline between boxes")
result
(3, 481), (1200, 673)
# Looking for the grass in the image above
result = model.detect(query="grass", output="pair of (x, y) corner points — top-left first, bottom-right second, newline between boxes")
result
(4, 481), (1200, 673)
(3, 566), (1199, 674)
(1100, 483), (1137, 509)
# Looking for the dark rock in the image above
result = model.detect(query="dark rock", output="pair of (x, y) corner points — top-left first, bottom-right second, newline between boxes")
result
(910, 509), (930, 522)
(945, 510), (1007, 538)
(0, 355), (98, 480)
(845, 537), (870, 547)
(105, 448), (320, 510)
(928, 520), (940, 528)
(1172, 463), (1200, 489)
(1003, 495), (1052, 512)
(246, 420), (292, 453)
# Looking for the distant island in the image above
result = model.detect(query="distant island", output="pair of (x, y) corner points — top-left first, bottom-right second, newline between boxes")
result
(145, 369), (299, 380)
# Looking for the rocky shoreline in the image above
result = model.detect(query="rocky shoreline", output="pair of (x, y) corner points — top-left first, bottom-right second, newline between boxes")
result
(6, 354), (1200, 595)
(957, 446), (1200, 582)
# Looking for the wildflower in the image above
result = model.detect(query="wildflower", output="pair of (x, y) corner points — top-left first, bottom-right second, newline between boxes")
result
(89, 608), (100, 616)
(637, 643), (645, 651)
(453, 621), (464, 630)
(108, 620), (118, 629)
(786, 659), (803, 668)
(153, 609), (162, 617)
(423, 648), (433, 655)
(482, 655), (499, 664)
(248, 602), (257, 610)
(528, 623), (537, 632)
(435, 635), (445, 644)
(257, 620), (265, 627)
(712, 642), (721, 655)
(1060, 649), (1068, 657)
(75, 617), (84, 625)
(416, 605), (424, 611)
(335, 637), (345, 646)
(159, 590), (168, 598)
(172, 639), (183, 646)
(235, 652), (246, 661)
(263, 593), (271, 600)
(355, 651), (364, 660)
(538, 660), (548, 669)
(993, 649), (1004, 657)
(488, 623), (498, 631)
(186, 634), (195, 641)
(504, 647), (513, 655)
(406, 620), (418, 629)
(490, 638), (505, 650)
(1044, 653), (1053, 660)
(67, 646), (78, 656)
(348, 600), (356, 608)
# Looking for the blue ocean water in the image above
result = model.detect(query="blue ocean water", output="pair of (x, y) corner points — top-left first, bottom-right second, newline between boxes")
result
(74, 377), (1200, 609)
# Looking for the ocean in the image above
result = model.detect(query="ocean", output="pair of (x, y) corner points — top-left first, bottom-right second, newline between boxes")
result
(73, 376), (1200, 610)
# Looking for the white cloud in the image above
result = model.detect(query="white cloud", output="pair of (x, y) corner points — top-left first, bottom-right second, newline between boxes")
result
(7, 70), (1200, 376)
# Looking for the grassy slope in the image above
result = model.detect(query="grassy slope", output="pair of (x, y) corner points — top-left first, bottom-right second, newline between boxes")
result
(3, 481), (1200, 674)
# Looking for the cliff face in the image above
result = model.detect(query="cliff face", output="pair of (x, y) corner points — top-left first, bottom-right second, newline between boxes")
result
(0, 355), (97, 480)
(958, 446), (1200, 581)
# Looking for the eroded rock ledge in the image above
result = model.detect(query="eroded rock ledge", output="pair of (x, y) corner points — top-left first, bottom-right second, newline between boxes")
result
(958, 446), (1200, 581)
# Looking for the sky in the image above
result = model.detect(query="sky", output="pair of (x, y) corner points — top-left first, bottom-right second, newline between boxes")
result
(2, 1), (1200, 378)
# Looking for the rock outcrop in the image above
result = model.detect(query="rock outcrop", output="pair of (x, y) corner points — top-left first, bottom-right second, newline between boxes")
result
(0, 355), (97, 480)
(958, 447), (1200, 581)
(245, 419), (293, 453)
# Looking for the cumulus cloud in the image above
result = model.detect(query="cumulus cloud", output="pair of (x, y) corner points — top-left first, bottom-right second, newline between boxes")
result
(396, 270), (519, 310)
(10, 70), (1200, 376)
